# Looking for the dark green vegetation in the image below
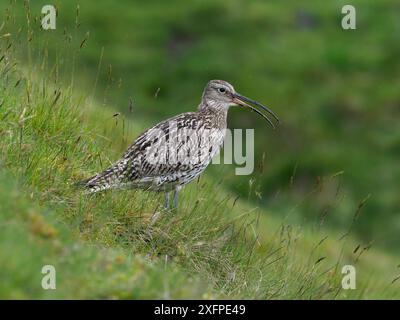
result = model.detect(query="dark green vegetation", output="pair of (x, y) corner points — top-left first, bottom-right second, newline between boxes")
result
(0, 1), (399, 298)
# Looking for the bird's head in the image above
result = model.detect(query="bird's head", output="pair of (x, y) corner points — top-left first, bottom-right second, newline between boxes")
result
(201, 79), (280, 129)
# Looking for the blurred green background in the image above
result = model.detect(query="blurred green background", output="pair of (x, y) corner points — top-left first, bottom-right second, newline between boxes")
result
(2, 0), (399, 254)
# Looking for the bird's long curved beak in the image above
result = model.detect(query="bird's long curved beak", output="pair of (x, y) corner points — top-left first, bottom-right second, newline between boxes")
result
(232, 93), (280, 129)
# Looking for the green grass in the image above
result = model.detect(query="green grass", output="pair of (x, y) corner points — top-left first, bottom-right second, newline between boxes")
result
(2, 0), (399, 252)
(0, 170), (214, 299)
(0, 1), (399, 299)
(0, 43), (399, 299)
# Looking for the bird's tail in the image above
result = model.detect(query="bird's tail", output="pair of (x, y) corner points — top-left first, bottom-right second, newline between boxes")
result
(75, 160), (128, 194)
(75, 173), (115, 194)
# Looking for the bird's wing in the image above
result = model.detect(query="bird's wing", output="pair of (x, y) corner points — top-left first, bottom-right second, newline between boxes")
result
(79, 112), (222, 192)
(121, 111), (215, 179)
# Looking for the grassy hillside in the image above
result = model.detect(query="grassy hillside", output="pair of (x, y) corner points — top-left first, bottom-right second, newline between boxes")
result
(0, 42), (399, 298)
(1, 0), (399, 253)
(0, 1), (399, 299)
(0, 171), (213, 299)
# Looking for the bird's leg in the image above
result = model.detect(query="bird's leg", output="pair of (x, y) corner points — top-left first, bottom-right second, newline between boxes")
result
(173, 189), (179, 209)
(164, 192), (170, 209)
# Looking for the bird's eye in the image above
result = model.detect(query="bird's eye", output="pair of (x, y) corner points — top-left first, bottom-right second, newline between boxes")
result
(218, 87), (226, 93)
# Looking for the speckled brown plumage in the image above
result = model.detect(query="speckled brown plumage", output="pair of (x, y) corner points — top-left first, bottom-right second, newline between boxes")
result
(78, 80), (279, 208)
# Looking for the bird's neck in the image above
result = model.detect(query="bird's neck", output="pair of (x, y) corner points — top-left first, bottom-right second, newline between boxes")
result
(198, 100), (228, 129)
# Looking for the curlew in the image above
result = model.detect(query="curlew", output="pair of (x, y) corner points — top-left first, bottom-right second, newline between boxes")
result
(78, 80), (279, 209)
